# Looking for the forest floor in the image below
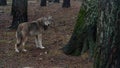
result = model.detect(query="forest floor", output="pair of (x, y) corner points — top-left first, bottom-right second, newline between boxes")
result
(0, 0), (93, 68)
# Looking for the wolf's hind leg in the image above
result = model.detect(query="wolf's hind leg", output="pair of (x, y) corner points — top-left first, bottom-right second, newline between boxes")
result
(35, 35), (39, 48)
(15, 39), (21, 53)
(22, 37), (28, 52)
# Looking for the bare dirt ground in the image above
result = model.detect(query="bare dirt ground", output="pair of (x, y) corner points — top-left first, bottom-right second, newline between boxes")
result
(0, 0), (93, 68)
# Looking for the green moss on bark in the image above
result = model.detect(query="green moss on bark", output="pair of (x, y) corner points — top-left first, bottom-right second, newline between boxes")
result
(63, 0), (98, 56)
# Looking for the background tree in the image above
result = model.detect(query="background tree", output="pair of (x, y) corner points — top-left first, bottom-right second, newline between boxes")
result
(62, 0), (120, 68)
(54, 0), (59, 3)
(40, 0), (47, 6)
(48, 0), (53, 2)
(0, 0), (7, 6)
(8, 0), (28, 29)
(62, 0), (70, 8)
(11, 0), (15, 15)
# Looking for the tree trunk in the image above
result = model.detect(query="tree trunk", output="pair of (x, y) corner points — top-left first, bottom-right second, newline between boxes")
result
(0, 0), (7, 6)
(8, 0), (28, 29)
(62, 0), (70, 8)
(48, 0), (53, 2)
(62, 0), (120, 68)
(94, 0), (120, 68)
(11, 0), (15, 15)
(62, 0), (98, 56)
(40, 0), (47, 6)
(54, 0), (59, 3)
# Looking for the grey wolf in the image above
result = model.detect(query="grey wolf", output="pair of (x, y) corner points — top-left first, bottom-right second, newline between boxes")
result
(15, 16), (53, 53)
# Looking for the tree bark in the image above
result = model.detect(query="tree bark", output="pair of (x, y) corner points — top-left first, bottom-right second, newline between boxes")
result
(11, 0), (15, 15)
(9, 0), (28, 29)
(40, 0), (47, 6)
(48, 0), (53, 2)
(94, 0), (120, 68)
(63, 0), (120, 68)
(62, 0), (70, 8)
(54, 0), (59, 3)
(0, 0), (7, 6)
(62, 0), (98, 56)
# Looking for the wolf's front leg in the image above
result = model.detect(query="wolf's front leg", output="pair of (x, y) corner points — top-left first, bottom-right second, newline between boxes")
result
(35, 35), (39, 48)
(38, 34), (45, 49)
(22, 37), (28, 52)
(15, 38), (22, 53)
(15, 44), (20, 53)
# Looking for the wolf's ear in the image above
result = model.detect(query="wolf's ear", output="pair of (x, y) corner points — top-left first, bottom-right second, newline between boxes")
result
(48, 16), (54, 24)
(48, 16), (53, 20)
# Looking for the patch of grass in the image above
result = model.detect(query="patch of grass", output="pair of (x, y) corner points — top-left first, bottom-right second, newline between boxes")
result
(48, 49), (62, 56)
(81, 52), (89, 60)
(6, 50), (15, 57)
(4, 6), (11, 13)
(3, 32), (15, 36)
(7, 0), (12, 2)
(0, 39), (8, 43)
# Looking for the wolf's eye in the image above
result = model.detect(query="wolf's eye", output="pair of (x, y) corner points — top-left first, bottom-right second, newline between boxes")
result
(44, 21), (50, 26)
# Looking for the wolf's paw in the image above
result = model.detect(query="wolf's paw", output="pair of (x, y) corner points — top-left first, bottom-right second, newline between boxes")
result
(22, 49), (27, 52)
(37, 46), (45, 49)
(40, 46), (45, 49)
(15, 49), (20, 53)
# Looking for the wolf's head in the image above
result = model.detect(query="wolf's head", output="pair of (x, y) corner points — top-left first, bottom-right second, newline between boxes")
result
(37, 16), (54, 30)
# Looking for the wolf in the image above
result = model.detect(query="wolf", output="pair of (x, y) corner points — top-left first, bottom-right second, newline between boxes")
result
(15, 16), (53, 53)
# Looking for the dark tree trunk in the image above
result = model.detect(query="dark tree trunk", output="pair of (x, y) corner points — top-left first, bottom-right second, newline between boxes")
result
(11, 0), (15, 15)
(54, 0), (59, 3)
(62, 0), (70, 8)
(94, 0), (120, 68)
(48, 0), (53, 2)
(40, 0), (47, 6)
(62, 0), (120, 68)
(62, 0), (98, 56)
(0, 0), (7, 6)
(8, 0), (28, 29)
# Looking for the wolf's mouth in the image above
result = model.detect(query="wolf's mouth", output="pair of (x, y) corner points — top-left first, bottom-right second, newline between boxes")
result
(43, 25), (48, 30)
